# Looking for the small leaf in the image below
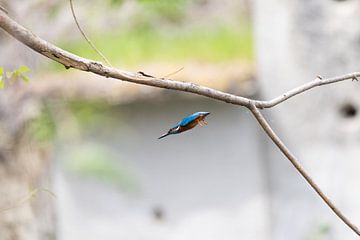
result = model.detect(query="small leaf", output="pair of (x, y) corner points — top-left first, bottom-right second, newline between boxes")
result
(17, 65), (29, 73)
(20, 75), (29, 83)
(12, 71), (20, 78)
(0, 67), (3, 88)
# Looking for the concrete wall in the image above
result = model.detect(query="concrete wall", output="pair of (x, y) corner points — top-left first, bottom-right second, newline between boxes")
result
(254, 0), (360, 239)
(55, 98), (270, 240)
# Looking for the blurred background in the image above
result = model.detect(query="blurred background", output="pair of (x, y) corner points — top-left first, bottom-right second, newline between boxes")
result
(0, 0), (359, 240)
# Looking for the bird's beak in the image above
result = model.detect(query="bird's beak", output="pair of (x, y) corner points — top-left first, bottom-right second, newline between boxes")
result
(158, 132), (170, 139)
(203, 112), (210, 117)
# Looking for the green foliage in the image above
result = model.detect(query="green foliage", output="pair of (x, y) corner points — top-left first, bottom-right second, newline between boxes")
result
(29, 104), (56, 143)
(108, 0), (125, 6)
(60, 100), (135, 190)
(138, 0), (188, 22)
(7, 65), (30, 82)
(18, 65), (30, 74)
(0, 67), (4, 89)
(53, 25), (253, 69)
(46, 2), (63, 19)
(0, 65), (30, 89)
(65, 144), (137, 190)
(67, 100), (111, 129)
(307, 223), (331, 240)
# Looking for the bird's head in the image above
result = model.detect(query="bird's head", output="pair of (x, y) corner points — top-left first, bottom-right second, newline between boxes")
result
(158, 126), (180, 139)
(168, 125), (180, 134)
(198, 112), (210, 117)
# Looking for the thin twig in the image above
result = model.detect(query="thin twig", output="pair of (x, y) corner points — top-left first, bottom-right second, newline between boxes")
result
(162, 67), (184, 79)
(69, 0), (112, 67)
(254, 72), (360, 108)
(0, 10), (359, 236)
(0, 188), (56, 214)
(248, 103), (360, 236)
(0, 5), (8, 14)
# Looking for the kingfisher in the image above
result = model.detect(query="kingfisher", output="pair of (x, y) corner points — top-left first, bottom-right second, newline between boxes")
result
(158, 112), (210, 139)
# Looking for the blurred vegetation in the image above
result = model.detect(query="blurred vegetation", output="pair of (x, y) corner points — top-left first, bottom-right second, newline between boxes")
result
(48, 0), (252, 70)
(0, 67), (3, 89)
(67, 100), (111, 130)
(138, 0), (188, 22)
(307, 223), (331, 240)
(62, 100), (136, 190)
(109, 0), (196, 22)
(65, 143), (138, 191)
(29, 103), (57, 143)
(0, 65), (30, 89)
(53, 25), (252, 69)
(46, 1), (63, 20)
(6, 65), (30, 83)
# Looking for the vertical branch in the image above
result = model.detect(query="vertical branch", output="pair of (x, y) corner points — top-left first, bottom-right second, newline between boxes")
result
(248, 103), (360, 236)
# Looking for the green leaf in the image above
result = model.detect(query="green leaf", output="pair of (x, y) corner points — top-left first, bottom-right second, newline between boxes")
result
(0, 68), (4, 89)
(17, 65), (29, 73)
(20, 75), (29, 83)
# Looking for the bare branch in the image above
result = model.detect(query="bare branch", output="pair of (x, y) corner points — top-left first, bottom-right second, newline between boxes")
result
(0, 10), (359, 236)
(0, 10), (357, 109)
(0, 10), (251, 106)
(0, 10), (358, 109)
(254, 72), (360, 108)
(0, 5), (8, 14)
(69, 0), (112, 67)
(162, 67), (184, 79)
(249, 103), (360, 236)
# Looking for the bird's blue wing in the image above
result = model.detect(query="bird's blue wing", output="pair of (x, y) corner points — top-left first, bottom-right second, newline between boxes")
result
(178, 113), (199, 127)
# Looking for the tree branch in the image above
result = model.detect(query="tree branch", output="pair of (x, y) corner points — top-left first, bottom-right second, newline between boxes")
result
(254, 73), (360, 108)
(0, 9), (359, 236)
(0, 5), (8, 14)
(0, 10), (358, 109)
(248, 103), (360, 236)
(0, 11), (252, 106)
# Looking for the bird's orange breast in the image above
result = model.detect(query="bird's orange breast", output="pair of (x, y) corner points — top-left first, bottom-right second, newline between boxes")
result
(179, 120), (198, 132)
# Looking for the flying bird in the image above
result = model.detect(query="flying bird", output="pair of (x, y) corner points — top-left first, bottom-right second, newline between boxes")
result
(158, 112), (210, 139)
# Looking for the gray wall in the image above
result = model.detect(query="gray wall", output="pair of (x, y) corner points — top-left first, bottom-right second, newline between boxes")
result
(55, 97), (270, 240)
(254, 0), (360, 239)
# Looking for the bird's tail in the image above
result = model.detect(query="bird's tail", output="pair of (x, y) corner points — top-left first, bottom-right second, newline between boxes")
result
(158, 132), (171, 139)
